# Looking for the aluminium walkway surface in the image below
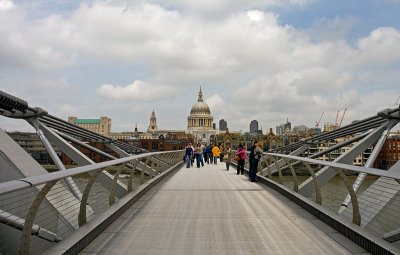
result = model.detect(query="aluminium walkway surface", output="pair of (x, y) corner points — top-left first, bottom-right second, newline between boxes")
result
(81, 162), (368, 255)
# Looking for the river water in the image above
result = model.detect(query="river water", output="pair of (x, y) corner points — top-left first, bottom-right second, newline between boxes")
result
(270, 175), (378, 212)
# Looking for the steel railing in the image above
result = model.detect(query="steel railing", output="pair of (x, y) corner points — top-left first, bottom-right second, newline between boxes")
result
(230, 149), (400, 251)
(0, 150), (184, 255)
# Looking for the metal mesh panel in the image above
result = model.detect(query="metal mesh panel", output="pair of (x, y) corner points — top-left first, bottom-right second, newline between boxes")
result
(0, 151), (183, 254)
(269, 162), (400, 250)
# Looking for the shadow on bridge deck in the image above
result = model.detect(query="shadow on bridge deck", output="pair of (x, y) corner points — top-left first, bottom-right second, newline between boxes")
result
(81, 162), (367, 255)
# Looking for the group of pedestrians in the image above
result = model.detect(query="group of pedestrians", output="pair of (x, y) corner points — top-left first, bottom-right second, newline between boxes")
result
(227, 141), (262, 182)
(186, 141), (263, 183)
(220, 141), (263, 182)
(185, 143), (223, 168)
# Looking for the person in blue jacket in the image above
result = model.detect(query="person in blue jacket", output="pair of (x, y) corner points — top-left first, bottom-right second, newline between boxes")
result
(206, 145), (212, 164)
(185, 143), (193, 168)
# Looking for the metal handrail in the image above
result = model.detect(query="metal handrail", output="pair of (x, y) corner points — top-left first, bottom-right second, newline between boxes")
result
(263, 152), (400, 180)
(0, 150), (184, 196)
(231, 150), (400, 180)
(0, 149), (184, 254)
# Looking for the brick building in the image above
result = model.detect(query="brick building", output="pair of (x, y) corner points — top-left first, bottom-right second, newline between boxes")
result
(375, 132), (400, 169)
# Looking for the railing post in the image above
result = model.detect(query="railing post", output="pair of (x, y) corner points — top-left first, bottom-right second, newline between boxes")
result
(140, 158), (149, 184)
(333, 167), (361, 226)
(152, 160), (159, 175)
(245, 152), (250, 170)
(149, 158), (155, 178)
(20, 180), (58, 255)
(258, 157), (263, 175)
(303, 161), (322, 205)
(264, 155), (272, 179)
(166, 153), (173, 165)
(154, 155), (162, 173)
(109, 164), (125, 206)
(128, 160), (140, 192)
(79, 169), (102, 226)
(275, 157), (283, 185)
(284, 158), (299, 192)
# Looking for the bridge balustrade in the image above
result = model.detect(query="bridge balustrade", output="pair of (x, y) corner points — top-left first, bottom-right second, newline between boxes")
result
(232, 149), (400, 253)
(0, 150), (184, 255)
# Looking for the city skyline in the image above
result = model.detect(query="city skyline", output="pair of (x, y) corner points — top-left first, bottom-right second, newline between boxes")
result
(0, 0), (399, 133)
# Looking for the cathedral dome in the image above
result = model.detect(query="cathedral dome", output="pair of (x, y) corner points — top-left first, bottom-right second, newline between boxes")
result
(190, 102), (211, 115)
(190, 87), (211, 115)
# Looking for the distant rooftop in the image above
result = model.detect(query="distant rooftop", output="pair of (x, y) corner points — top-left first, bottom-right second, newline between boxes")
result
(74, 119), (100, 124)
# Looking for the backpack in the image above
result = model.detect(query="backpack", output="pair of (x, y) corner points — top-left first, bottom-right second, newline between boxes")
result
(249, 147), (255, 160)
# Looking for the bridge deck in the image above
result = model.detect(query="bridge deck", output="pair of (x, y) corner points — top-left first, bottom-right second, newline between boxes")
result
(81, 162), (367, 255)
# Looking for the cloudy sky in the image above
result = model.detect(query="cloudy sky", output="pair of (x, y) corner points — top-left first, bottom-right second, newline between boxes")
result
(0, 0), (399, 133)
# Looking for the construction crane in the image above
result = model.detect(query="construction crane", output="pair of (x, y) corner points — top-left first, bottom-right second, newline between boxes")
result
(338, 108), (347, 127)
(315, 112), (324, 127)
(335, 110), (339, 127)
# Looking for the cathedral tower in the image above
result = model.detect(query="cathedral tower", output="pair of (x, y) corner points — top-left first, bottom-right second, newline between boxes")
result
(147, 110), (158, 133)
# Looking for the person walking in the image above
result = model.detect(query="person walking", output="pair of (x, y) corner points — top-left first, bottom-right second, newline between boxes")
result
(219, 145), (224, 162)
(249, 141), (263, 182)
(203, 143), (208, 165)
(212, 145), (220, 165)
(206, 145), (212, 164)
(224, 145), (232, 170)
(185, 143), (193, 168)
(191, 143), (195, 166)
(195, 143), (203, 168)
(200, 143), (205, 167)
(236, 144), (245, 175)
(249, 143), (255, 180)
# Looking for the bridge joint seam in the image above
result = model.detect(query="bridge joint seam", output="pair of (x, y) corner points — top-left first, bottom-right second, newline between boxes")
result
(19, 179), (33, 187)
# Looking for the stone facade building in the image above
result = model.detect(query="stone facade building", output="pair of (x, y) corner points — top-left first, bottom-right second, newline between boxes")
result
(68, 116), (112, 136)
(137, 110), (193, 151)
(213, 128), (284, 151)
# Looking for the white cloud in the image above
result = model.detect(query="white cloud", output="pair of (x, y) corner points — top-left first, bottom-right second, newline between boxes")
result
(56, 104), (78, 118)
(27, 77), (75, 91)
(0, 9), (75, 70)
(206, 94), (224, 113)
(96, 80), (179, 101)
(0, 0), (14, 11)
(357, 27), (400, 66)
(0, 2), (399, 132)
(146, 0), (316, 17)
(351, 90), (400, 122)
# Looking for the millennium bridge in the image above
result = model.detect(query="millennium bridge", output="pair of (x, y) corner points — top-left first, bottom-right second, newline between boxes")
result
(0, 90), (400, 254)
